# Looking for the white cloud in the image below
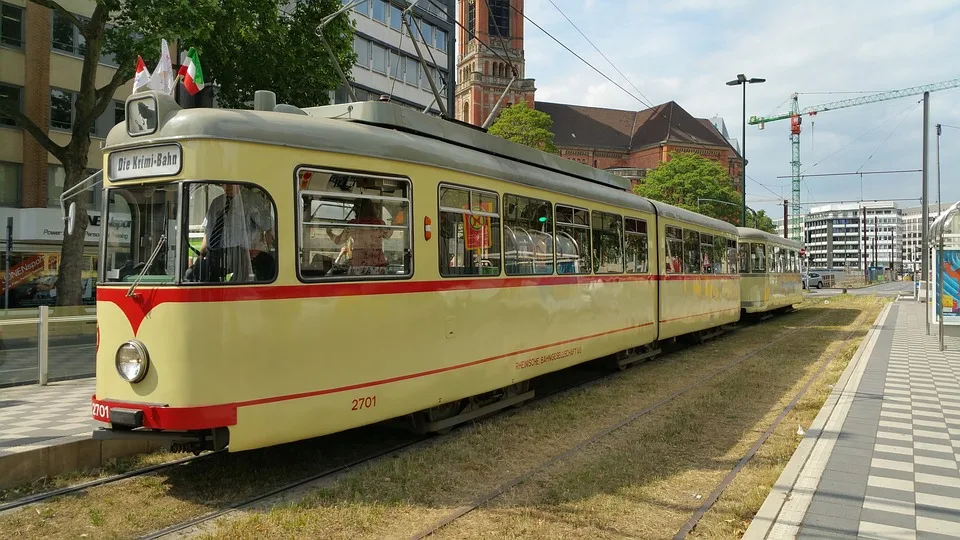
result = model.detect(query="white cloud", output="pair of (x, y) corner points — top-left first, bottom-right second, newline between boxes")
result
(513, 0), (960, 216)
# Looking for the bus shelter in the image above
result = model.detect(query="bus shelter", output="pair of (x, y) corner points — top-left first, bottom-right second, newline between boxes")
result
(929, 201), (960, 349)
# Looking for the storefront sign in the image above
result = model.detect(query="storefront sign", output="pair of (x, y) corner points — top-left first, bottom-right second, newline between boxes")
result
(108, 144), (182, 180)
(1, 208), (131, 244)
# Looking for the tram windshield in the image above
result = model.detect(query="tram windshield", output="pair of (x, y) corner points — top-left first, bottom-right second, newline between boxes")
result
(102, 182), (277, 284)
(102, 184), (178, 283)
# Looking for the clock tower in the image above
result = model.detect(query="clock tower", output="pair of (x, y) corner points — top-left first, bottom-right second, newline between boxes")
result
(455, 0), (536, 126)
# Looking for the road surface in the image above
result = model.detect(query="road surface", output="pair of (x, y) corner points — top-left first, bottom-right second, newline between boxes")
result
(804, 280), (915, 298)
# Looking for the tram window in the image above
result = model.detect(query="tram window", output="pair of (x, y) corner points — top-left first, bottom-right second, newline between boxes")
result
(683, 229), (701, 274)
(555, 204), (591, 275)
(751, 242), (766, 273)
(791, 250), (798, 272)
(624, 218), (648, 273)
(103, 184), (179, 284)
(772, 246), (781, 273)
(727, 239), (738, 275)
(504, 194), (553, 275)
(712, 235), (726, 274)
(181, 182), (278, 284)
(297, 169), (411, 280)
(439, 184), (501, 277)
(665, 226), (682, 274)
(591, 210), (623, 274)
(700, 233), (714, 274)
(738, 242), (750, 273)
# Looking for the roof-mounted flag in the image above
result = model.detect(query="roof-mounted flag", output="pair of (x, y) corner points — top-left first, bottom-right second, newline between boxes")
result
(149, 39), (175, 94)
(178, 47), (205, 95)
(133, 55), (152, 92)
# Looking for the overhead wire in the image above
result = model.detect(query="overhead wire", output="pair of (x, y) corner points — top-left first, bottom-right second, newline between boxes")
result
(855, 100), (920, 172)
(799, 99), (920, 175)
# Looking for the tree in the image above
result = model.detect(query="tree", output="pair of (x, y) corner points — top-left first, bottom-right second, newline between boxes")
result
(632, 151), (743, 226)
(487, 102), (557, 153)
(753, 210), (777, 233)
(0, 0), (355, 305)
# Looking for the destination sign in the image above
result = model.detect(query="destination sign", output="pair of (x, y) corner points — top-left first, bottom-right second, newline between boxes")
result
(109, 144), (182, 180)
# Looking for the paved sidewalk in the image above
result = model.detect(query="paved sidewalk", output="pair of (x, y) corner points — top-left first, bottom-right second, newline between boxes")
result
(0, 377), (96, 457)
(746, 300), (960, 539)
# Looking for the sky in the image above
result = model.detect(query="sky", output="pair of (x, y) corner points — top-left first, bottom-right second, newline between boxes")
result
(516, 0), (960, 218)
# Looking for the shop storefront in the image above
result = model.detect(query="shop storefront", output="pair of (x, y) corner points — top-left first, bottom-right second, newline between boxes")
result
(1, 207), (116, 309)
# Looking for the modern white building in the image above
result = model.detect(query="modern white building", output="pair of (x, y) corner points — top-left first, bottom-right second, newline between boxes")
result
(771, 214), (803, 240)
(901, 202), (957, 273)
(803, 201), (901, 273)
(333, 0), (455, 115)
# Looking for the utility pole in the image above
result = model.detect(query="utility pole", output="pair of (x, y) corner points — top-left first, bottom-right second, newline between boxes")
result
(874, 215), (879, 279)
(783, 200), (788, 238)
(4, 217), (11, 312)
(922, 91), (930, 334)
(862, 206), (868, 282)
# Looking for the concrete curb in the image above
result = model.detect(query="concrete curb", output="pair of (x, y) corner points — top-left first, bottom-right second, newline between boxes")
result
(742, 302), (892, 540)
(0, 432), (162, 490)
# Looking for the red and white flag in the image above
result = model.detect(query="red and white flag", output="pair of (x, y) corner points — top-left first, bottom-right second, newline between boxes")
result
(133, 55), (152, 92)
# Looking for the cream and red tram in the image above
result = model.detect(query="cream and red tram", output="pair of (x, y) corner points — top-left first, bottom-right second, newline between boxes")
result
(91, 89), (763, 453)
(736, 227), (804, 314)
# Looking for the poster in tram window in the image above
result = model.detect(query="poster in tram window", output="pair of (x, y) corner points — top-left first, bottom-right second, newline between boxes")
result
(937, 250), (960, 323)
(463, 202), (493, 250)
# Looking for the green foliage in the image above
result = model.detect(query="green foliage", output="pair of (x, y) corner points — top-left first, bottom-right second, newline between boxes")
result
(632, 151), (743, 226)
(753, 209), (777, 233)
(0, 0), (355, 306)
(487, 103), (558, 153)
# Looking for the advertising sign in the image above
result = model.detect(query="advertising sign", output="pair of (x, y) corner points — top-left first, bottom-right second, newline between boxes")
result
(934, 249), (960, 325)
(463, 202), (494, 250)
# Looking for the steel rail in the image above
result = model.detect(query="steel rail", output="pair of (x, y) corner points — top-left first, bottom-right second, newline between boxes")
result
(406, 308), (833, 539)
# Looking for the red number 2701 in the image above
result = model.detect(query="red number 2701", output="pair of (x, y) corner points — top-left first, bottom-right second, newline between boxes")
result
(352, 396), (376, 410)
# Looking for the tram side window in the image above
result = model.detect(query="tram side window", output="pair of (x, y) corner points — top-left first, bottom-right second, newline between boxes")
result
(700, 233), (715, 274)
(772, 246), (781, 273)
(439, 184), (501, 276)
(791, 250), (798, 272)
(555, 204), (591, 275)
(504, 194), (553, 276)
(297, 169), (411, 279)
(665, 226), (683, 274)
(592, 210), (623, 274)
(183, 182), (278, 284)
(727, 239), (738, 275)
(624, 218), (648, 273)
(684, 229), (701, 274)
(738, 242), (750, 273)
(712, 235), (726, 274)
(751, 242), (766, 273)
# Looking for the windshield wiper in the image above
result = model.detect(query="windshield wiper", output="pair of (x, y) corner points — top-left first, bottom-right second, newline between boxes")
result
(127, 234), (167, 297)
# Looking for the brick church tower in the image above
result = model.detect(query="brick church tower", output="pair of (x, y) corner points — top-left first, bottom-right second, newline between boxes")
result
(455, 0), (536, 126)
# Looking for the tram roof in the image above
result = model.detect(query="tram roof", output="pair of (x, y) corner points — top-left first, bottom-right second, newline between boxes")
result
(106, 92), (740, 232)
(736, 227), (802, 248)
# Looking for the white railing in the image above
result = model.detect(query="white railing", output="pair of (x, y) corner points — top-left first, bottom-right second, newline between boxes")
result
(0, 306), (97, 387)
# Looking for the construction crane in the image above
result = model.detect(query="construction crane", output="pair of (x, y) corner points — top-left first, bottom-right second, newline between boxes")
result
(748, 77), (960, 242)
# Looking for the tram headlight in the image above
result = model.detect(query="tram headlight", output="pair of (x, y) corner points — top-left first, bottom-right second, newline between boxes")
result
(116, 340), (149, 383)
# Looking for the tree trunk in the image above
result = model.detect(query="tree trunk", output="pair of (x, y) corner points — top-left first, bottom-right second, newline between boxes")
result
(55, 163), (90, 307)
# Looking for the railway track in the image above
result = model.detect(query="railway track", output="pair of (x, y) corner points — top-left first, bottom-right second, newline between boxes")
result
(405, 307), (836, 540)
(672, 308), (876, 539)
(1, 306), (815, 538)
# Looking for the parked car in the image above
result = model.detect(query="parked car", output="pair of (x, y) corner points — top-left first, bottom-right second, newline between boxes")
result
(803, 272), (824, 289)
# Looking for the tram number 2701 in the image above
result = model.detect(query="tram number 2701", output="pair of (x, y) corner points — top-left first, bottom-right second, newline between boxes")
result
(352, 396), (377, 411)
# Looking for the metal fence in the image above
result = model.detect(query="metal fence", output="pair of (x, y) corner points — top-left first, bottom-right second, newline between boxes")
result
(0, 306), (96, 388)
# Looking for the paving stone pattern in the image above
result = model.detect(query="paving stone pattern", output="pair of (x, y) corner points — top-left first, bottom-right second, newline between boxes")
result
(798, 302), (960, 540)
(0, 378), (97, 456)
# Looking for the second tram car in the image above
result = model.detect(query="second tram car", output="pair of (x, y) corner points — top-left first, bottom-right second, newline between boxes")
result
(87, 89), (799, 453)
(737, 227), (804, 314)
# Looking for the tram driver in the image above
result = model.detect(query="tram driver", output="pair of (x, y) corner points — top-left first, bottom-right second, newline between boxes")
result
(187, 183), (276, 282)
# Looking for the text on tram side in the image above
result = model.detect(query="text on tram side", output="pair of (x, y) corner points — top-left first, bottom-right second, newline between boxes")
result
(352, 396), (377, 410)
(515, 347), (583, 370)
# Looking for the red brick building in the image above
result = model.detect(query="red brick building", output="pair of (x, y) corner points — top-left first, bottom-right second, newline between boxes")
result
(534, 101), (744, 193)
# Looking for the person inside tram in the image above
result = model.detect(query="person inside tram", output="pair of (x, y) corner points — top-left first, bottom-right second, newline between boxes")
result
(326, 198), (393, 275)
(188, 184), (276, 282)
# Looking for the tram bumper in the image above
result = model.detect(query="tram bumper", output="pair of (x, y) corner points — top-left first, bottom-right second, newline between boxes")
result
(91, 396), (233, 452)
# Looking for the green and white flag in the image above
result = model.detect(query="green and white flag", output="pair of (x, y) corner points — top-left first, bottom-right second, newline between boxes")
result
(177, 47), (205, 95)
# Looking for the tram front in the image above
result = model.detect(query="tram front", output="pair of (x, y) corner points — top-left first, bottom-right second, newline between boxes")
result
(89, 90), (279, 453)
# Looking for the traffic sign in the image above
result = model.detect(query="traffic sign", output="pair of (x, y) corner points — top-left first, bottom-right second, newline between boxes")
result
(800, 248), (806, 258)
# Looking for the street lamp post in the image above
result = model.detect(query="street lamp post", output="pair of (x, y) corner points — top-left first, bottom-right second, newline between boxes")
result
(726, 74), (765, 228)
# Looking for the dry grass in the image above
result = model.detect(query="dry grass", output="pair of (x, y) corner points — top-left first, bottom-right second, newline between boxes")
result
(190, 297), (882, 540)
(0, 296), (885, 540)
(0, 450), (185, 504)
